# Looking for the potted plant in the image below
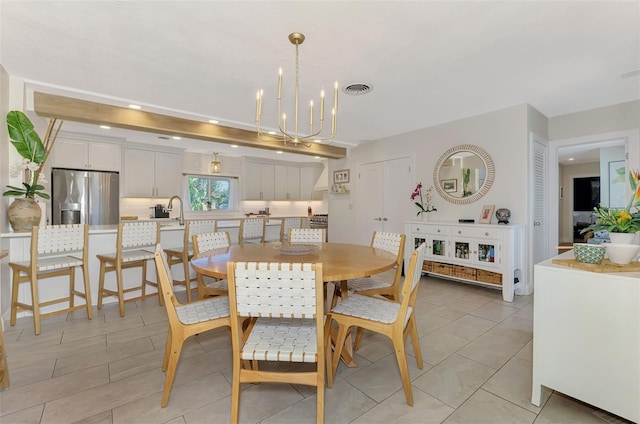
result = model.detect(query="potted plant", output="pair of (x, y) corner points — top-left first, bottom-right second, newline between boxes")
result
(580, 169), (640, 244)
(4, 111), (63, 232)
(411, 182), (437, 220)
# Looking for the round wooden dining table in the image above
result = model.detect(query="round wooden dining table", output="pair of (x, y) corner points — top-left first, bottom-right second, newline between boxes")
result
(190, 242), (397, 283)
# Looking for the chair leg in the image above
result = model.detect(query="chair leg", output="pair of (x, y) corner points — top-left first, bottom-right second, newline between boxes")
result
(182, 259), (192, 303)
(10, 270), (21, 326)
(408, 314), (422, 369)
(392, 331), (413, 406)
(29, 275), (41, 336)
(331, 321), (350, 379)
(68, 267), (76, 309)
(324, 317), (334, 388)
(82, 264), (93, 320)
(161, 335), (183, 407)
(97, 260), (106, 310)
(115, 264), (125, 318)
(162, 331), (172, 372)
(231, 357), (242, 423)
(353, 327), (365, 351)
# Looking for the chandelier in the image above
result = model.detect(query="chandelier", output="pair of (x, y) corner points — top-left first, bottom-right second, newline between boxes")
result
(256, 33), (338, 146)
(210, 153), (221, 174)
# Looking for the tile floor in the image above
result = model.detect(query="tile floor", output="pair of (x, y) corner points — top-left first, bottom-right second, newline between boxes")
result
(0, 273), (631, 424)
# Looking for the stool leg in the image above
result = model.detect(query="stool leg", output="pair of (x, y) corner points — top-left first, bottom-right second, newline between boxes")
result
(29, 274), (41, 336)
(69, 267), (76, 310)
(97, 260), (106, 310)
(10, 269), (21, 326)
(82, 263), (93, 320)
(183, 258), (192, 303)
(116, 263), (125, 318)
(141, 260), (147, 299)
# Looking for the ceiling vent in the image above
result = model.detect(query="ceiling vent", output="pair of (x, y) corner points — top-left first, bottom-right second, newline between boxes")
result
(343, 83), (372, 96)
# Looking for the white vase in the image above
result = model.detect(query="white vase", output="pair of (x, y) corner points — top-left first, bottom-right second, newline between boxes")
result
(608, 232), (636, 244)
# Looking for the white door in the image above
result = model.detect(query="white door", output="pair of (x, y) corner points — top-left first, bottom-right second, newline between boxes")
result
(357, 157), (413, 245)
(530, 133), (548, 292)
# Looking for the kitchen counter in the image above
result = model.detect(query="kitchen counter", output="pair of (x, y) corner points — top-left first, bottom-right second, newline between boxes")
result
(532, 251), (639, 422)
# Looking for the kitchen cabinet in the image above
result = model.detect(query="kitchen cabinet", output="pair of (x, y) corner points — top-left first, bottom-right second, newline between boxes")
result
(123, 148), (182, 197)
(244, 161), (275, 200)
(405, 221), (525, 302)
(53, 138), (121, 171)
(274, 165), (301, 200)
(300, 166), (323, 200)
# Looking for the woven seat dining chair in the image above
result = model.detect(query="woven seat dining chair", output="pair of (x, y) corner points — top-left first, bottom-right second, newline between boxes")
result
(153, 244), (230, 407)
(238, 218), (266, 245)
(288, 228), (326, 243)
(191, 231), (232, 300)
(326, 242), (426, 406)
(226, 261), (329, 424)
(164, 220), (217, 303)
(280, 216), (302, 242)
(96, 221), (161, 317)
(9, 224), (92, 335)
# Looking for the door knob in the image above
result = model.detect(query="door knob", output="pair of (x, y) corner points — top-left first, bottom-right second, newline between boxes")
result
(382, 217), (388, 221)
(373, 217), (382, 221)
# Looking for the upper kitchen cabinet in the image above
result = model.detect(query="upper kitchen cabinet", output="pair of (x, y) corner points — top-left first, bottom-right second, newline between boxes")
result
(275, 165), (301, 200)
(123, 147), (182, 197)
(53, 138), (121, 171)
(244, 161), (276, 200)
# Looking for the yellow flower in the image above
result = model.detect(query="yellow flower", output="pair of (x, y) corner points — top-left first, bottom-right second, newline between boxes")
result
(617, 209), (632, 224)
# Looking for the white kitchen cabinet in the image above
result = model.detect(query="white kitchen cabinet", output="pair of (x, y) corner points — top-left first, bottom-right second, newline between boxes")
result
(123, 148), (182, 197)
(404, 221), (525, 302)
(244, 161), (275, 200)
(274, 165), (301, 200)
(53, 138), (121, 171)
(300, 166), (323, 200)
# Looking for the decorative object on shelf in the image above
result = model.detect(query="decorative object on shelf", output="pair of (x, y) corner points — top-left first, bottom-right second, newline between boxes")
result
(333, 169), (350, 184)
(495, 208), (511, 224)
(479, 204), (495, 224)
(604, 243), (640, 265)
(255, 32), (338, 146)
(4, 111), (63, 232)
(410, 182), (437, 219)
(210, 152), (221, 174)
(573, 243), (605, 264)
(580, 169), (640, 238)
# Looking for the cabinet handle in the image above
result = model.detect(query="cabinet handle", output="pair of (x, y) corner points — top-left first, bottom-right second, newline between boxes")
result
(437, 229), (440, 233)
(458, 230), (461, 234)
(485, 232), (489, 236)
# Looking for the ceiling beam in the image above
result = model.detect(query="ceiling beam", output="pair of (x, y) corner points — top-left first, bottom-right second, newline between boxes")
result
(33, 92), (347, 159)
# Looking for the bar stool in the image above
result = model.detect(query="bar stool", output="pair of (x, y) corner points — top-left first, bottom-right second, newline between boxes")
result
(238, 218), (265, 245)
(280, 217), (302, 242)
(164, 220), (217, 302)
(96, 222), (160, 317)
(9, 224), (92, 335)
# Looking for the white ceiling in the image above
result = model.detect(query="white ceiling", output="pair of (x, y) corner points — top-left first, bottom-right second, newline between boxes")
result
(1, 1), (638, 161)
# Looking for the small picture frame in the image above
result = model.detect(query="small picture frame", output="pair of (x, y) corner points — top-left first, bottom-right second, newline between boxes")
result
(479, 205), (495, 224)
(442, 179), (457, 193)
(333, 169), (350, 184)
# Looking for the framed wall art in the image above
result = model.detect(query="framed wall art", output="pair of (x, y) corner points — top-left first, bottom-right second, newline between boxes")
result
(479, 204), (495, 224)
(333, 169), (350, 184)
(442, 179), (457, 193)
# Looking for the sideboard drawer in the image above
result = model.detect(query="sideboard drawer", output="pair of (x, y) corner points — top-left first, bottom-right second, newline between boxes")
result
(411, 224), (450, 236)
(450, 226), (499, 239)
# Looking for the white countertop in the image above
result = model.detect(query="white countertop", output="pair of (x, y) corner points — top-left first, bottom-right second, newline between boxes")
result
(536, 249), (640, 278)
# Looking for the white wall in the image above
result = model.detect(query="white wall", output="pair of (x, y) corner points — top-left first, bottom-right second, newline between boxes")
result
(329, 104), (530, 244)
(549, 100), (640, 141)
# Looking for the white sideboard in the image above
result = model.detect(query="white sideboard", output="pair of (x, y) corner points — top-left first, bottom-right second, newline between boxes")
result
(532, 252), (639, 423)
(404, 220), (525, 302)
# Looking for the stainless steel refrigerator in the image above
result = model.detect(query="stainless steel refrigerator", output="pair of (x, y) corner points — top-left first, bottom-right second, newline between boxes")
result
(51, 168), (120, 225)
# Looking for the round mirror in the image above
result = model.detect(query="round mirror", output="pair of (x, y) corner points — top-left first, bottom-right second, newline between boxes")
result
(433, 144), (495, 205)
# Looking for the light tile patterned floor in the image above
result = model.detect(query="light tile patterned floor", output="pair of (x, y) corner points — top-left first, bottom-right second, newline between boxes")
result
(0, 273), (632, 423)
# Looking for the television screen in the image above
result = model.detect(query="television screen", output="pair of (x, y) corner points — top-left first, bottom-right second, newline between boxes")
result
(573, 177), (600, 212)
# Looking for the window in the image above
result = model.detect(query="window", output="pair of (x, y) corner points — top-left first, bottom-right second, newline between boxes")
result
(186, 175), (238, 211)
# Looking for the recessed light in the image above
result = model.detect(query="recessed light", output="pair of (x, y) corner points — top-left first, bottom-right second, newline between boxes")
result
(568, 158), (574, 161)
(276, 151), (283, 154)
(172, 136), (182, 140)
(314, 156), (321, 159)
(128, 104), (142, 110)
(314, 139), (322, 143)
(99, 125), (111, 129)
(268, 131), (277, 135)
(231, 145), (239, 148)
(209, 119), (219, 124)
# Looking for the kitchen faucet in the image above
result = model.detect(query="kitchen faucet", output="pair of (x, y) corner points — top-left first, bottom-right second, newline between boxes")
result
(167, 195), (184, 226)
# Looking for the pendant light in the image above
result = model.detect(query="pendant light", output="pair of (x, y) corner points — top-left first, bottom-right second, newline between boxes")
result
(211, 153), (221, 174)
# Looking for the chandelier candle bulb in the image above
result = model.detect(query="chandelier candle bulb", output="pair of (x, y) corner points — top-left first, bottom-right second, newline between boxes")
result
(334, 81), (339, 111)
(309, 100), (313, 126)
(320, 90), (325, 121)
(278, 68), (282, 98)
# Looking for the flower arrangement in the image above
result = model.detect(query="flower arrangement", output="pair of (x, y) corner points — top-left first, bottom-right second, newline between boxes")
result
(3, 111), (63, 199)
(581, 169), (640, 234)
(411, 182), (437, 216)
